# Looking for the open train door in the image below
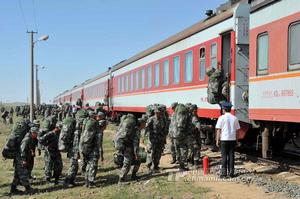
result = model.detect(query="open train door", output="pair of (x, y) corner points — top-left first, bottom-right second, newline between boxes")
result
(233, 3), (250, 125)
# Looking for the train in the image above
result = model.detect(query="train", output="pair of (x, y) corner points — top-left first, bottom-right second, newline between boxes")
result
(53, 0), (300, 157)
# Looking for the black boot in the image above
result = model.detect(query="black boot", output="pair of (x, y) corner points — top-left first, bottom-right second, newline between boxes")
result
(170, 159), (176, 164)
(24, 185), (37, 194)
(10, 185), (23, 195)
(54, 177), (59, 185)
(131, 174), (139, 181)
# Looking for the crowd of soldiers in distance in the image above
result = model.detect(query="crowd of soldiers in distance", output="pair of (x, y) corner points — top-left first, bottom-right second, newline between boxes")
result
(2, 99), (214, 195)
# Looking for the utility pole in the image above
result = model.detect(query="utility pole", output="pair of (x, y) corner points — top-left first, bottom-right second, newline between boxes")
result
(28, 31), (37, 122)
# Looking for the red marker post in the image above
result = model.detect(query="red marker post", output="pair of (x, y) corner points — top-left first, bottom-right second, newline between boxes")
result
(203, 156), (209, 175)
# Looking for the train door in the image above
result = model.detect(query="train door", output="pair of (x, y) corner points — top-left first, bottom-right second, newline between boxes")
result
(233, 2), (250, 123)
(221, 32), (232, 102)
(221, 32), (232, 82)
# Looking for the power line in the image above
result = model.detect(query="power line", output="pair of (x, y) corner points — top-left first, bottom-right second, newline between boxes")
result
(32, 0), (38, 31)
(17, 0), (29, 31)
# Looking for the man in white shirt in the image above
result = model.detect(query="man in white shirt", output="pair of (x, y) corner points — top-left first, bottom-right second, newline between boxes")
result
(215, 102), (240, 178)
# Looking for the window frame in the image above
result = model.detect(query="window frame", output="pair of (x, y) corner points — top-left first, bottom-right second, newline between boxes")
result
(288, 21), (300, 71)
(199, 47), (206, 81)
(121, 75), (125, 93)
(135, 70), (139, 90)
(154, 63), (160, 87)
(125, 74), (129, 92)
(210, 42), (217, 69)
(173, 56), (180, 84)
(163, 59), (169, 86)
(141, 68), (145, 89)
(184, 50), (193, 83)
(117, 76), (121, 93)
(147, 65), (152, 88)
(256, 32), (269, 75)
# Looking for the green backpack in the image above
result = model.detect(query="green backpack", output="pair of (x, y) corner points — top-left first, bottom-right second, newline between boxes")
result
(2, 120), (29, 159)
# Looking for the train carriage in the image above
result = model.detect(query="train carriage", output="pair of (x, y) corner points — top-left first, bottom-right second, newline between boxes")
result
(54, 0), (300, 157)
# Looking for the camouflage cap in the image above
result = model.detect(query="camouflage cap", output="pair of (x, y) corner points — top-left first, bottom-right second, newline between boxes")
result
(190, 104), (198, 111)
(30, 126), (39, 132)
(138, 115), (147, 123)
(88, 110), (96, 117)
(171, 102), (178, 109)
(97, 111), (105, 117)
(56, 122), (63, 128)
(154, 107), (161, 113)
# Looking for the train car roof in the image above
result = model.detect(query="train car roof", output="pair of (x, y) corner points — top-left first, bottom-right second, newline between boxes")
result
(250, 0), (280, 13)
(110, 4), (238, 72)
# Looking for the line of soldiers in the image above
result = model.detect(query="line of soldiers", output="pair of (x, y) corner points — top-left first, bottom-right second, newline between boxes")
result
(7, 99), (213, 194)
(7, 99), (107, 194)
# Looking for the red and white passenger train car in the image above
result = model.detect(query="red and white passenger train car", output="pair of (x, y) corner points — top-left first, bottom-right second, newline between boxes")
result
(54, 0), (300, 155)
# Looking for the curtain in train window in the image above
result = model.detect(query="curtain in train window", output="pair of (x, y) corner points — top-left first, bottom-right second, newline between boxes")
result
(184, 51), (193, 82)
(130, 73), (134, 91)
(199, 48), (206, 81)
(173, 56), (180, 84)
(289, 21), (300, 70)
(210, 43), (217, 69)
(135, 71), (139, 90)
(163, 60), (169, 85)
(141, 69), (145, 89)
(125, 74), (129, 92)
(117, 77), (121, 93)
(121, 75), (125, 92)
(147, 65), (152, 88)
(155, 63), (160, 87)
(257, 33), (269, 75)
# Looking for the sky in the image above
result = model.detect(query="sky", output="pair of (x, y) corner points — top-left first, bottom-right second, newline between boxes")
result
(0, 0), (226, 104)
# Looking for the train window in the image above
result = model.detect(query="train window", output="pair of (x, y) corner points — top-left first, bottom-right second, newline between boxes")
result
(130, 73), (134, 91)
(163, 60), (169, 85)
(173, 56), (180, 84)
(135, 71), (139, 90)
(288, 21), (300, 70)
(125, 74), (129, 92)
(210, 43), (217, 69)
(147, 65), (152, 88)
(155, 63), (160, 87)
(141, 69), (145, 89)
(121, 75), (125, 93)
(117, 76), (121, 93)
(257, 33), (269, 75)
(184, 51), (193, 83)
(199, 47), (206, 81)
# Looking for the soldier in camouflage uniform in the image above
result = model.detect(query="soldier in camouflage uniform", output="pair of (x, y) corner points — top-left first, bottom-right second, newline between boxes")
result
(10, 127), (38, 194)
(62, 111), (78, 187)
(173, 104), (190, 171)
(39, 122), (63, 184)
(79, 111), (102, 188)
(168, 102), (178, 164)
(145, 107), (165, 172)
(38, 115), (57, 181)
(28, 120), (40, 180)
(118, 115), (146, 184)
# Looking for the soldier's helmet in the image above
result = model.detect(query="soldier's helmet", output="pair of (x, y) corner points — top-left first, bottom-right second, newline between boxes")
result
(88, 110), (96, 117)
(56, 122), (63, 129)
(97, 111), (105, 117)
(138, 114), (147, 124)
(171, 102), (178, 109)
(154, 107), (161, 113)
(190, 104), (198, 111)
(32, 120), (40, 128)
(30, 126), (39, 133)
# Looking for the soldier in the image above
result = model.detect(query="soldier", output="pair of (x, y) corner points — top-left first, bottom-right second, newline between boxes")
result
(39, 122), (63, 184)
(62, 111), (78, 187)
(38, 115), (57, 181)
(117, 115), (146, 184)
(168, 102), (178, 164)
(10, 126), (38, 194)
(28, 120), (40, 180)
(173, 104), (190, 171)
(97, 112), (106, 162)
(145, 107), (165, 172)
(79, 111), (102, 188)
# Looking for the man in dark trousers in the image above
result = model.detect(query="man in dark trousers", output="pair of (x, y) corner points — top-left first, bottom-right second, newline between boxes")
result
(215, 102), (240, 178)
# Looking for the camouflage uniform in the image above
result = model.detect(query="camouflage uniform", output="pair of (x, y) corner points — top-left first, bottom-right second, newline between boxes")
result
(173, 104), (190, 170)
(39, 126), (63, 183)
(189, 108), (202, 167)
(38, 115), (56, 180)
(11, 128), (37, 193)
(79, 114), (101, 187)
(168, 112), (178, 163)
(145, 110), (165, 171)
(118, 122), (142, 182)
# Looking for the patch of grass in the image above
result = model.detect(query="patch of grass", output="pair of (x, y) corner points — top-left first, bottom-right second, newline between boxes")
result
(0, 119), (210, 199)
